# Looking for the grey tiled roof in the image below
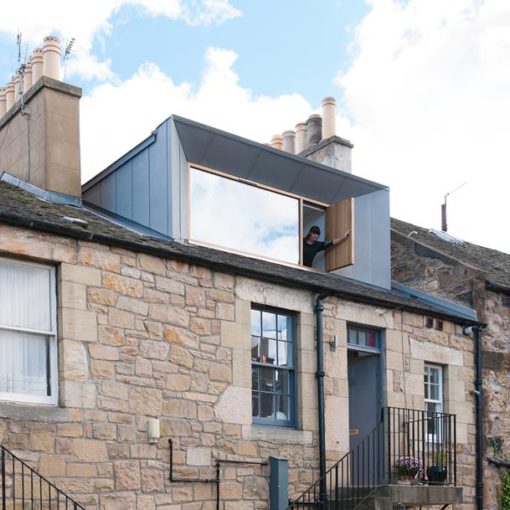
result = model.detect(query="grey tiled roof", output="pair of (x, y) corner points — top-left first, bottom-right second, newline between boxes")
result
(0, 180), (477, 324)
(391, 217), (510, 292)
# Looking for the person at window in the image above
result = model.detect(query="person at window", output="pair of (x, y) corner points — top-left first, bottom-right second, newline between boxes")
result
(303, 225), (350, 267)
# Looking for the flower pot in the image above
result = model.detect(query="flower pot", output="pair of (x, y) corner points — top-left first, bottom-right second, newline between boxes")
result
(427, 465), (447, 484)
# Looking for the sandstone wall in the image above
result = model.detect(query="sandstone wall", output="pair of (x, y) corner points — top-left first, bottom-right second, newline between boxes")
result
(0, 224), (476, 509)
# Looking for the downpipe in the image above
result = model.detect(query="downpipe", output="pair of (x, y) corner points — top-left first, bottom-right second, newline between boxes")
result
(315, 294), (329, 506)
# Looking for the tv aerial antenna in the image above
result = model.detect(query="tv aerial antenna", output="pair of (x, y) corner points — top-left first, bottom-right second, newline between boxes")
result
(62, 37), (75, 80)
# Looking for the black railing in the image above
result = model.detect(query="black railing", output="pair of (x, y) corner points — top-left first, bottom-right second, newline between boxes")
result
(385, 406), (456, 486)
(288, 407), (457, 509)
(1, 445), (85, 510)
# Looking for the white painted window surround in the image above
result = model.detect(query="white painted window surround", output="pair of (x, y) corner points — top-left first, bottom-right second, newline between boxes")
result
(424, 363), (443, 442)
(0, 258), (57, 405)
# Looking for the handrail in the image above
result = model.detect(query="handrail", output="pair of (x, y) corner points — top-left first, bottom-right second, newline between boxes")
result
(1, 445), (85, 510)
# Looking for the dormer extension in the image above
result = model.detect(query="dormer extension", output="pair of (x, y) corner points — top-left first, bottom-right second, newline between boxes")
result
(83, 115), (391, 288)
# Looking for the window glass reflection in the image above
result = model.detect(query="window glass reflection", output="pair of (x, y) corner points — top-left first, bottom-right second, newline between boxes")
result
(190, 168), (300, 264)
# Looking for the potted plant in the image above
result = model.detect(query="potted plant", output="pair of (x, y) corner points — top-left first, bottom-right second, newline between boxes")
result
(394, 456), (423, 483)
(427, 451), (448, 484)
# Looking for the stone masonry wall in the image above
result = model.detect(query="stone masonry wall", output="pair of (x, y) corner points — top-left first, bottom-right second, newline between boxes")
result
(0, 224), (476, 509)
(392, 235), (510, 509)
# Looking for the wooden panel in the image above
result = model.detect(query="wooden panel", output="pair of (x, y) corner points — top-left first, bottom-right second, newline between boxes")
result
(325, 197), (354, 271)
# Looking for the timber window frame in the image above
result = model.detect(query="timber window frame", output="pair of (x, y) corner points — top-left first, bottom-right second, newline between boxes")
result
(424, 363), (444, 443)
(0, 257), (58, 405)
(251, 306), (296, 428)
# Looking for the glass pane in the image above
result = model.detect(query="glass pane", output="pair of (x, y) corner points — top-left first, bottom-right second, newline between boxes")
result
(430, 368), (439, 384)
(277, 315), (288, 341)
(367, 331), (377, 348)
(275, 370), (290, 394)
(252, 391), (260, 417)
(190, 168), (300, 264)
(250, 309), (261, 336)
(260, 392), (274, 418)
(251, 336), (260, 361)
(429, 384), (440, 401)
(358, 330), (367, 347)
(259, 338), (276, 364)
(275, 394), (291, 421)
(347, 328), (357, 345)
(277, 341), (289, 366)
(0, 330), (50, 396)
(260, 367), (274, 390)
(0, 259), (52, 331)
(252, 366), (259, 391)
(262, 312), (277, 339)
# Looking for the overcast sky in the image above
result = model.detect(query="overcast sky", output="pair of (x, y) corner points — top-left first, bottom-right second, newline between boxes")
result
(0, 0), (508, 254)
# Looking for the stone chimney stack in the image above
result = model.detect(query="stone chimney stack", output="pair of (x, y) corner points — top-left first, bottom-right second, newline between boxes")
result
(0, 36), (82, 197)
(301, 96), (353, 173)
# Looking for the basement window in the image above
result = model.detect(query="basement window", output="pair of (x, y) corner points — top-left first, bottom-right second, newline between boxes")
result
(0, 258), (58, 405)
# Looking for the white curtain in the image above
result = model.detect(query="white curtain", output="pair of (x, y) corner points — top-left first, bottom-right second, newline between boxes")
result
(0, 259), (52, 396)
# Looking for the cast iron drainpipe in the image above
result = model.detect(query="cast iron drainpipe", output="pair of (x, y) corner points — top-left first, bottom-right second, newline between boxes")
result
(315, 294), (329, 506)
(473, 325), (485, 510)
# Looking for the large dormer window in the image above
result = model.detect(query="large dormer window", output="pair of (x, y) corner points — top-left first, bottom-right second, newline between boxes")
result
(190, 167), (300, 264)
(189, 166), (354, 270)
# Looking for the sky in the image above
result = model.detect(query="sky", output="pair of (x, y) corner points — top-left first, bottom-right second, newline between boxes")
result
(0, 0), (509, 254)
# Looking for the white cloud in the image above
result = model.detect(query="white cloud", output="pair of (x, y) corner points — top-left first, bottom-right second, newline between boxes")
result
(0, 0), (240, 81)
(336, 0), (510, 253)
(80, 47), (311, 181)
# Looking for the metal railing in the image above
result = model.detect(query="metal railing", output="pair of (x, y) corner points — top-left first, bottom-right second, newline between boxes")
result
(1, 445), (85, 510)
(385, 406), (456, 485)
(288, 407), (457, 509)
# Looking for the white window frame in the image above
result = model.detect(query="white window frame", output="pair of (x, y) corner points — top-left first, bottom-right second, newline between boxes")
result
(0, 258), (58, 405)
(424, 363), (443, 443)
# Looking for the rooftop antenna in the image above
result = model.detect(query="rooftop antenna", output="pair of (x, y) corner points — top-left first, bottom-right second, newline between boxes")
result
(15, 32), (29, 115)
(441, 182), (466, 232)
(62, 37), (75, 80)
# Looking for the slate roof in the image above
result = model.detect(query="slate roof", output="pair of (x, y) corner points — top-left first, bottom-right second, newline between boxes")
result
(0, 179), (478, 324)
(391, 217), (510, 293)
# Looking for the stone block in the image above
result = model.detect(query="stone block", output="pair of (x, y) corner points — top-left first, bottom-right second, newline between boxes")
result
(216, 302), (235, 321)
(118, 295), (149, 315)
(108, 308), (135, 329)
(89, 344), (120, 361)
(215, 387), (251, 424)
(138, 253), (166, 275)
(39, 455), (66, 476)
(61, 263), (101, 286)
(221, 320), (250, 348)
(72, 438), (108, 461)
(140, 340), (170, 360)
(187, 447), (211, 466)
(61, 308), (97, 342)
(88, 288), (117, 306)
(169, 345), (194, 368)
(60, 281), (87, 310)
(114, 460), (141, 491)
(78, 247), (120, 272)
(209, 362), (232, 383)
(62, 339), (89, 381)
(129, 387), (163, 416)
(103, 272), (143, 297)
(150, 303), (189, 327)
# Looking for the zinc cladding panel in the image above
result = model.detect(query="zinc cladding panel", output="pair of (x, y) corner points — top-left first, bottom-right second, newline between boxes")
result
(116, 161), (133, 219)
(132, 150), (150, 227)
(148, 128), (169, 235)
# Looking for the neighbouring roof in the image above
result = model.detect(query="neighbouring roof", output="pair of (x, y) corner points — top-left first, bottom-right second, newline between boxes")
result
(391, 217), (510, 294)
(0, 179), (478, 325)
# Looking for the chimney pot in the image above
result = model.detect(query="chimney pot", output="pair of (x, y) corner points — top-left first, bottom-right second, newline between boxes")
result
(270, 134), (283, 150)
(5, 82), (15, 110)
(306, 114), (322, 147)
(31, 49), (44, 83)
(0, 88), (6, 117)
(295, 122), (307, 153)
(23, 62), (33, 93)
(43, 36), (61, 80)
(282, 130), (296, 154)
(321, 96), (337, 140)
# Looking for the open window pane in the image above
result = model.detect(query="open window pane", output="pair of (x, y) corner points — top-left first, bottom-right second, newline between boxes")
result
(0, 330), (50, 396)
(190, 168), (300, 264)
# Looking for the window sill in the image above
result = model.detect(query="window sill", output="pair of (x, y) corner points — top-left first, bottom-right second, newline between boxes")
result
(242, 424), (313, 444)
(0, 401), (68, 422)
